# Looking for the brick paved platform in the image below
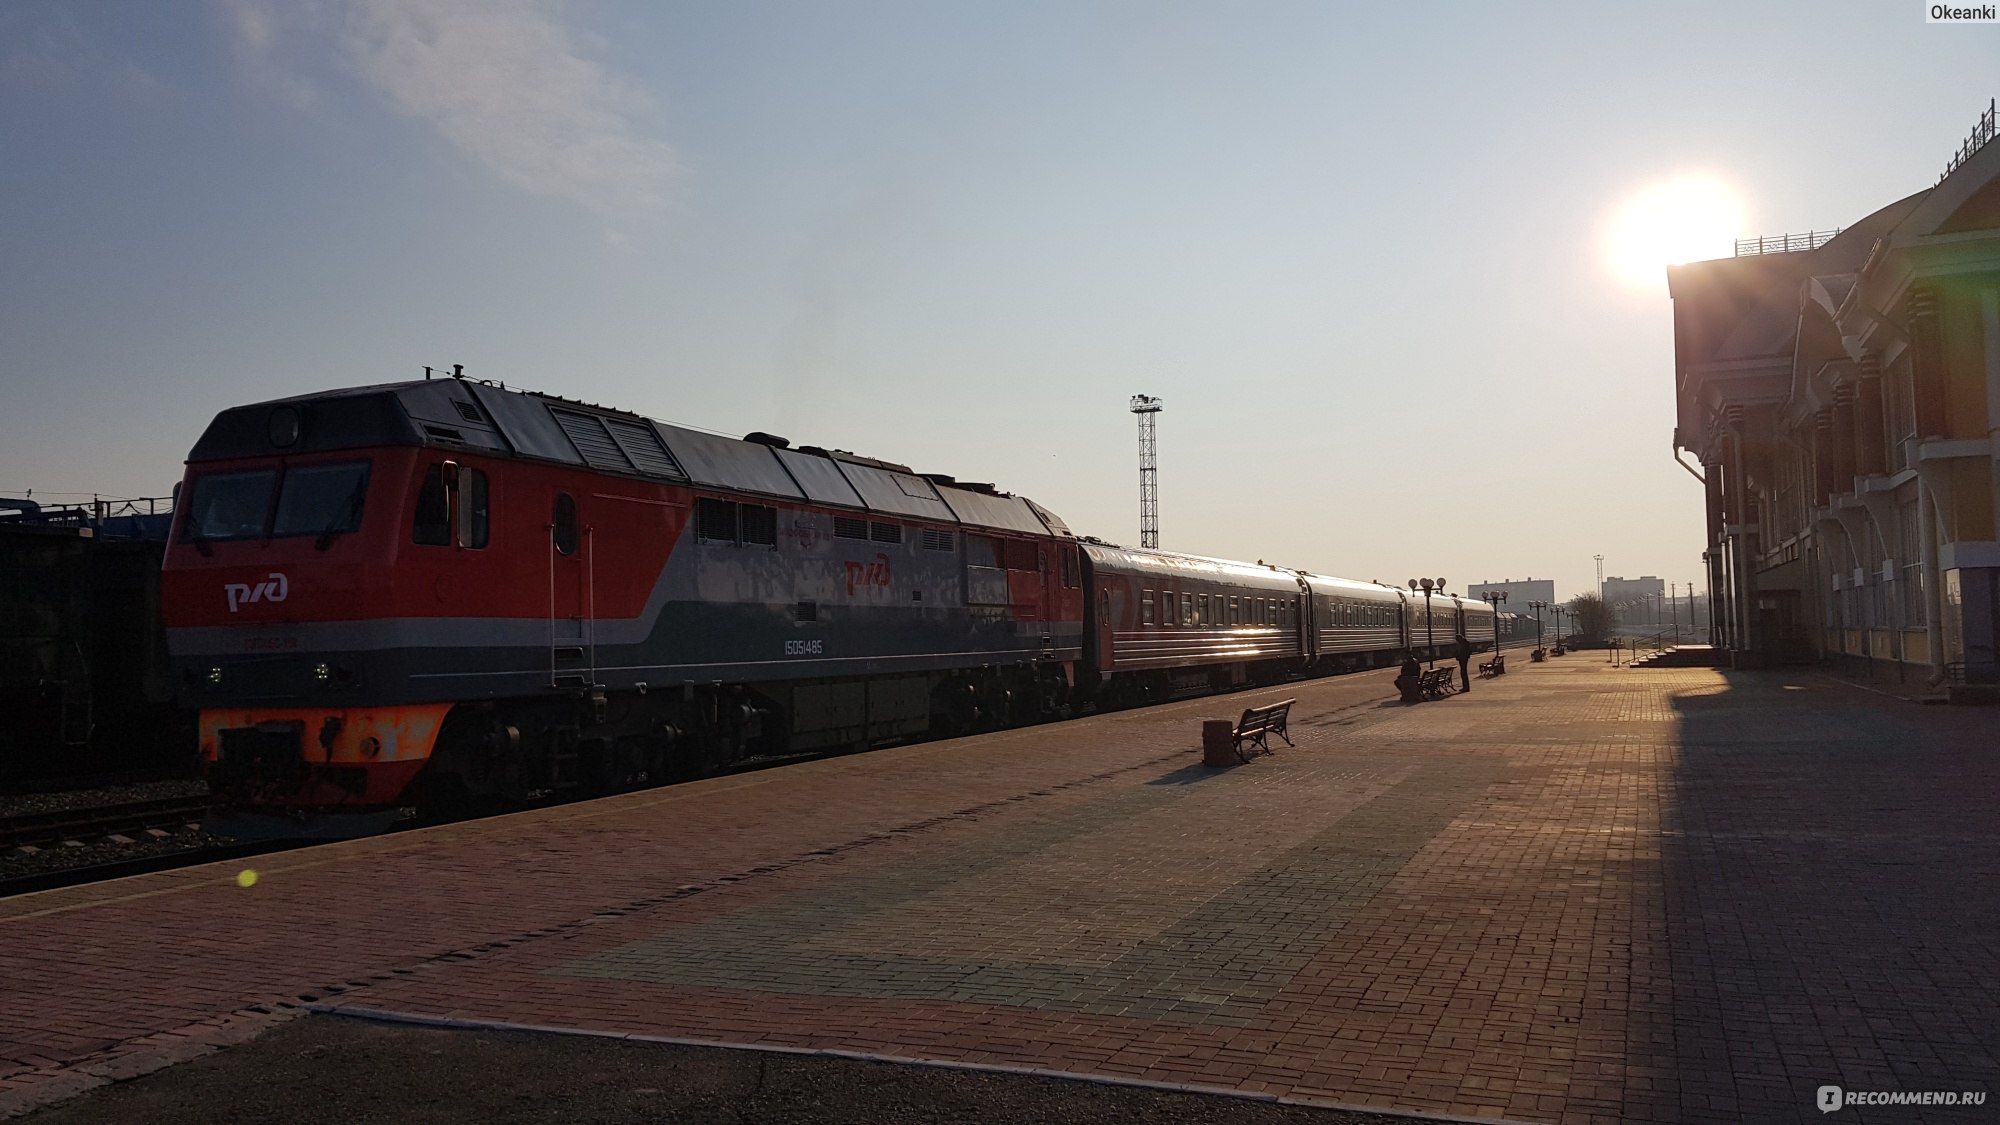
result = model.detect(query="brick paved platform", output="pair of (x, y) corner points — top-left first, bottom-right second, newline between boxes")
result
(5, 659), (1997, 1123)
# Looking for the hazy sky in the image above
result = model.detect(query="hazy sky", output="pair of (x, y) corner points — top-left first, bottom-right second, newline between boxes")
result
(2, 1), (1994, 601)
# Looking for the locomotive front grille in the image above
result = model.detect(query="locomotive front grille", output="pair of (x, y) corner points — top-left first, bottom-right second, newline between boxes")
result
(215, 720), (308, 787)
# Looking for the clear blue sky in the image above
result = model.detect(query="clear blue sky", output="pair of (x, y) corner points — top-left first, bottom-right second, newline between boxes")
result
(2, 1), (1993, 601)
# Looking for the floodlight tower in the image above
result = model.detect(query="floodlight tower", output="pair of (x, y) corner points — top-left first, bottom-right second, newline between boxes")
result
(1131, 395), (1163, 549)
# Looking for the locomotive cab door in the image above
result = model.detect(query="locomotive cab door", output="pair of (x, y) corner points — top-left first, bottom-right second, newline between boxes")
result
(548, 491), (593, 687)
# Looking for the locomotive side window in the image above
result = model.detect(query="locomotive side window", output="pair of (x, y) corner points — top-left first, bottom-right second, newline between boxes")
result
(457, 467), (489, 548)
(413, 465), (450, 545)
(698, 498), (738, 542)
(553, 492), (578, 556)
(414, 464), (487, 548)
(697, 499), (777, 546)
(1060, 547), (1079, 588)
(182, 468), (276, 542)
(741, 504), (778, 546)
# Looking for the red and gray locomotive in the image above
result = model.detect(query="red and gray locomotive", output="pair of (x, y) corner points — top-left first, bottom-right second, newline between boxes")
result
(162, 375), (1491, 834)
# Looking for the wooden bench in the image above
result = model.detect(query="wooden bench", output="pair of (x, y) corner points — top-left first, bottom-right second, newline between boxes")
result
(1479, 654), (1505, 677)
(1418, 668), (1455, 700)
(1230, 699), (1295, 761)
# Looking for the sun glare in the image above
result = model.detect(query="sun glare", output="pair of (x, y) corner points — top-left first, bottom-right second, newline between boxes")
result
(1605, 175), (1746, 288)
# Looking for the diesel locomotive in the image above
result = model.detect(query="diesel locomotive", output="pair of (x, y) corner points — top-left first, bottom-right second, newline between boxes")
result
(162, 374), (1492, 835)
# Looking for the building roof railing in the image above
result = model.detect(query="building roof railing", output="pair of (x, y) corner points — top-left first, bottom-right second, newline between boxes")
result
(1733, 229), (1843, 257)
(1939, 96), (1997, 184)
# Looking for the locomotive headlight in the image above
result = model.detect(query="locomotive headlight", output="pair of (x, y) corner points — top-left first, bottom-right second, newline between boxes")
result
(314, 662), (331, 683)
(207, 666), (223, 686)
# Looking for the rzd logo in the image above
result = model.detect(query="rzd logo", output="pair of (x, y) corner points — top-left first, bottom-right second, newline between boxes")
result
(225, 572), (289, 613)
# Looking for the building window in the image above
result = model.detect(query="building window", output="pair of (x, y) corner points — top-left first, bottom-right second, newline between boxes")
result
(1899, 499), (1926, 628)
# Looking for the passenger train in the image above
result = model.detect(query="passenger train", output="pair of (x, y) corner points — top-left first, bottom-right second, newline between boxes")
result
(162, 375), (1494, 834)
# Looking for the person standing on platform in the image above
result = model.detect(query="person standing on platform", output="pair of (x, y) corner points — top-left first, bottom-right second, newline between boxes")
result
(1453, 634), (1474, 692)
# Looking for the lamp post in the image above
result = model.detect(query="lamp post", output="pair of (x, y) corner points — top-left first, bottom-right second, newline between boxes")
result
(1481, 590), (1508, 671)
(1552, 606), (1568, 656)
(1527, 599), (1548, 660)
(1409, 577), (1446, 668)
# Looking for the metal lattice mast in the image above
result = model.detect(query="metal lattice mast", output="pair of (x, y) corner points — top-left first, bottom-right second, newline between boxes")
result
(1130, 395), (1163, 549)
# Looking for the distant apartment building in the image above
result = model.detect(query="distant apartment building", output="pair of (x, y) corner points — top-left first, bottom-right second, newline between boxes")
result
(1667, 100), (1999, 695)
(1467, 578), (1556, 606)
(1602, 575), (1665, 604)
(1602, 575), (1665, 622)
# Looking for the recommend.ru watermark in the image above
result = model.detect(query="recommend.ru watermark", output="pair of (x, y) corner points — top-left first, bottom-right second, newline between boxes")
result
(1819, 1085), (1988, 1112)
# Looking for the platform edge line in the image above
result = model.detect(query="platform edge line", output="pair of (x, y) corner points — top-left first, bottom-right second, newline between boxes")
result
(308, 1004), (1542, 1125)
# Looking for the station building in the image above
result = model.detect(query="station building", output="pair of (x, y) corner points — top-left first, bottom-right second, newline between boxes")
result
(1668, 102), (2000, 693)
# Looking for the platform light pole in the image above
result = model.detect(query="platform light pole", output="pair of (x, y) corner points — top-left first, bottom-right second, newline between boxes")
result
(1410, 577), (1446, 667)
(1528, 599), (1548, 658)
(1130, 395), (1163, 549)
(1481, 590), (1508, 671)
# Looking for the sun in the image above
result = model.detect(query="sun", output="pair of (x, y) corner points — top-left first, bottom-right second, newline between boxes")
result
(1604, 174), (1746, 289)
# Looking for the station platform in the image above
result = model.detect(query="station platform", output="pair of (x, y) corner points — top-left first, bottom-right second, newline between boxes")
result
(5, 657), (1996, 1124)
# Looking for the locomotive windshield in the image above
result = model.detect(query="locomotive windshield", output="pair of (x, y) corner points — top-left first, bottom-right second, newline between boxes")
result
(271, 462), (370, 539)
(181, 461), (370, 542)
(180, 468), (274, 541)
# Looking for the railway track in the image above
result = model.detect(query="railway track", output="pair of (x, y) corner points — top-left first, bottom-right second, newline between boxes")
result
(1, 795), (215, 851)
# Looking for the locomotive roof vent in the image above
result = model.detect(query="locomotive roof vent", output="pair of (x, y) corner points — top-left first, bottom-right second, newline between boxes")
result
(826, 449), (915, 474)
(742, 431), (790, 448)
